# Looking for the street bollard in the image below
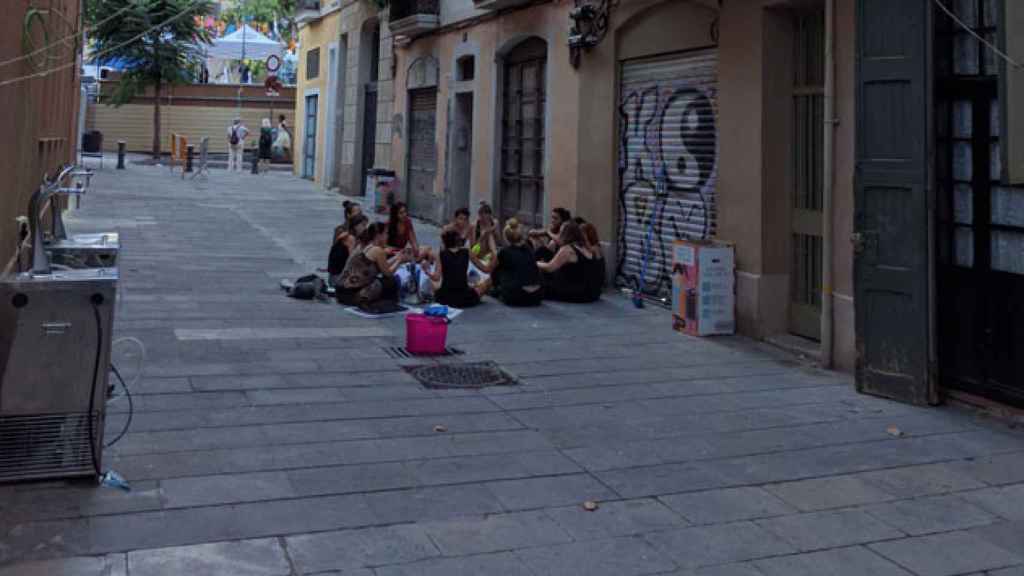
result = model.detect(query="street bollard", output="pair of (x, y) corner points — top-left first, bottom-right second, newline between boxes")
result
(251, 149), (259, 174)
(117, 141), (126, 169)
(185, 145), (194, 173)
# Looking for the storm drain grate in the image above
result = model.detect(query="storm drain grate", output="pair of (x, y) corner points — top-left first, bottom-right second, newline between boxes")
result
(383, 346), (464, 359)
(404, 362), (517, 390)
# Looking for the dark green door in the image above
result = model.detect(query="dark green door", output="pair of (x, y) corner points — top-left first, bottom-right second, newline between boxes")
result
(854, 0), (935, 405)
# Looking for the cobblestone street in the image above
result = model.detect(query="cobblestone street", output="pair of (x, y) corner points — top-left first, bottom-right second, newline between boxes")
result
(2, 164), (1023, 576)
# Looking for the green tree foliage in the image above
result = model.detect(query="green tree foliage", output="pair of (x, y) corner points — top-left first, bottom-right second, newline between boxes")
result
(221, 0), (296, 44)
(86, 0), (215, 158)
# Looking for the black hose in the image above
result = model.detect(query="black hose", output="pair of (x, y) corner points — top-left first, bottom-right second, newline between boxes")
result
(105, 363), (133, 448)
(88, 301), (103, 478)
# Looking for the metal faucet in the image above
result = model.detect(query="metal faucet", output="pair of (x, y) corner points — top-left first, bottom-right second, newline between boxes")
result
(27, 164), (92, 275)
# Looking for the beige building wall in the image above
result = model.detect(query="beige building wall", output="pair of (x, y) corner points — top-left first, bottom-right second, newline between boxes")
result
(294, 1), (394, 195)
(572, 0), (856, 370)
(387, 0), (857, 370)
(295, 13), (331, 183)
(391, 1), (580, 223)
(88, 102), (295, 155)
(831, 0), (857, 372)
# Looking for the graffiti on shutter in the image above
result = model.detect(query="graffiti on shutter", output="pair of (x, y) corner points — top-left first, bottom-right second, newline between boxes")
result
(617, 50), (719, 298)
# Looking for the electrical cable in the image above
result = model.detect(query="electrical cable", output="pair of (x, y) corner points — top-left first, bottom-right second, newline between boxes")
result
(112, 336), (147, 390)
(105, 363), (133, 448)
(932, 0), (1023, 70)
(0, 0), (209, 89)
(0, 3), (134, 69)
(104, 336), (146, 448)
(87, 299), (104, 478)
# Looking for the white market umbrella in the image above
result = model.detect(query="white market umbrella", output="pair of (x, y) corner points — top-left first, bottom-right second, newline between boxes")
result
(206, 24), (283, 61)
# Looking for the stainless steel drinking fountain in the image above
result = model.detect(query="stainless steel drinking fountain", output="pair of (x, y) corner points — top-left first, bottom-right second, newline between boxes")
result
(0, 166), (119, 482)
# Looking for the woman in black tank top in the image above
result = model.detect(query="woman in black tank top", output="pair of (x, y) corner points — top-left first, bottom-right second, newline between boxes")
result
(537, 221), (601, 303)
(427, 229), (494, 308)
(492, 218), (543, 306)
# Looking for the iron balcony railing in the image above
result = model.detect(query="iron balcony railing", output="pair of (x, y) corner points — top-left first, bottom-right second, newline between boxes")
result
(389, 0), (440, 22)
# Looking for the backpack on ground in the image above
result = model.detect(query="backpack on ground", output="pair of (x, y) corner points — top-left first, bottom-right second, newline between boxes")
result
(287, 274), (326, 300)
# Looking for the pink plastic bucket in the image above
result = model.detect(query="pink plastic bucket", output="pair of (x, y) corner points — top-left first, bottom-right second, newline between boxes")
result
(406, 314), (448, 355)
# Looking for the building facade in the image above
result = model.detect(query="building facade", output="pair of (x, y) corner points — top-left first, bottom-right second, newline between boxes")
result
(1, 0), (83, 270)
(387, 0), (860, 371)
(363, 0), (1024, 410)
(293, 0), (396, 195)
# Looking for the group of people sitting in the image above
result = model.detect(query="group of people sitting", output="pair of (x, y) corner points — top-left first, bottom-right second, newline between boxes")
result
(326, 200), (606, 312)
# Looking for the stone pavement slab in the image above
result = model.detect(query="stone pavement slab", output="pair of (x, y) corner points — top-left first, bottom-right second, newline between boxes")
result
(544, 498), (687, 540)
(659, 486), (796, 525)
(870, 531), (1022, 576)
(421, 510), (573, 555)
(752, 546), (914, 576)
(764, 475), (896, 511)
(0, 554), (126, 576)
(374, 552), (536, 576)
(126, 539), (290, 576)
(644, 521), (795, 570)
(862, 494), (1000, 536)
(961, 485), (1024, 521)
(755, 509), (905, 551)
(515, 537), (677, 576)
(285, 525), (440, 573)
(2, 164), (1023, 574)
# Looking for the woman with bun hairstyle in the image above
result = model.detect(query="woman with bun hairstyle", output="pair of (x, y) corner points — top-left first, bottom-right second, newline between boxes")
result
(327, 213), (369, 287)
(491, 218), (543, 306)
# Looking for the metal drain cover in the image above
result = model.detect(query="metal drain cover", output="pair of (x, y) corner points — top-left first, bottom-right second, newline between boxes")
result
(405, 362), (517, 389)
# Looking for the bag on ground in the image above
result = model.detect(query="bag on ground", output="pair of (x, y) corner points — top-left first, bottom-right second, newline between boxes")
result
(288, 274), (325, 300)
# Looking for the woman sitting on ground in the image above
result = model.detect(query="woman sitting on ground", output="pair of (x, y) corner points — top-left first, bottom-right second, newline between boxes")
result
(468, 201), (500, 264)
(327, 213), (368, 286)
(343, 201), (362, 227)
(444, 207), (472, 242)
(537, 220), (602, 303)
(426, 229), (493, 308)
(335, 222), (410, 310)
(387, 202), (436, 299)
(491, 218), (543, 307)
(387, 202), (420, 252)
(529, 207), (571, 262)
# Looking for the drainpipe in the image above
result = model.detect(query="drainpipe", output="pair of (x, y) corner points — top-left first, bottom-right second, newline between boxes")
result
(821, 0), (836, 369)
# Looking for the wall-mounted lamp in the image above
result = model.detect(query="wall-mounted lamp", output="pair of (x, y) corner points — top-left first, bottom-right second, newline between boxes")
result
(568, 0), (613, 69)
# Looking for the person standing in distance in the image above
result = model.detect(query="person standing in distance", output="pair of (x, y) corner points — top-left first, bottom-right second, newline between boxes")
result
(227, 118), (250, 173)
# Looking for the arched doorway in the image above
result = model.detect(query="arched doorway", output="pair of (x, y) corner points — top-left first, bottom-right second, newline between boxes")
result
(499, 37), (547, 227)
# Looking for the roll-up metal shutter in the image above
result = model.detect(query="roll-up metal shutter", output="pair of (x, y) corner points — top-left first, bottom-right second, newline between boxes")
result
(408, 88), (439, 220)
(616, 49), (719, 299)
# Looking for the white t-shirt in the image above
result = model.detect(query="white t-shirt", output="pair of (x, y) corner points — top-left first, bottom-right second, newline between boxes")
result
(228, 124), (249, 145)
